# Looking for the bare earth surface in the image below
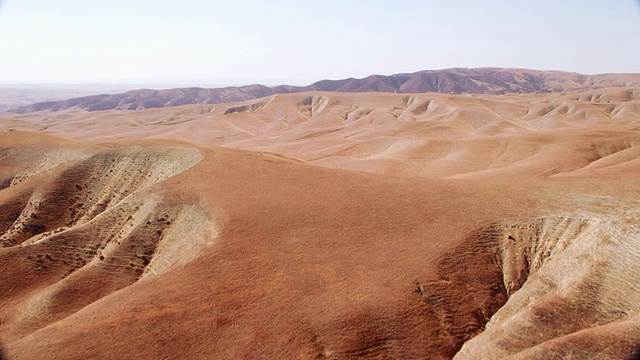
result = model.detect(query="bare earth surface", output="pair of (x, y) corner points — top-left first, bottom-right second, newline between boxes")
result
(1, 85), (640, 359)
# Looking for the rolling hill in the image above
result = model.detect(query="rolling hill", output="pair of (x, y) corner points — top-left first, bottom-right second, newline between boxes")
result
(10, 68), (640, 113)
(4, 86), (640, 179)
(2, 81), (640, 359)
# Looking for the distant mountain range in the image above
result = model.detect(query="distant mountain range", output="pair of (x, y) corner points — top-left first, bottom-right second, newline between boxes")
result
(11, 68), (640, 112)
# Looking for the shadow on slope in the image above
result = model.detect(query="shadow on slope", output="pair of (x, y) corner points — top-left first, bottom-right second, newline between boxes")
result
(0, 142), (217, 342)
(452, 213), (640, 359)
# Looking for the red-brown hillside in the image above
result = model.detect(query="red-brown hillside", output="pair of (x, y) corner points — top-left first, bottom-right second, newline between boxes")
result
(2, 85), (640, 359)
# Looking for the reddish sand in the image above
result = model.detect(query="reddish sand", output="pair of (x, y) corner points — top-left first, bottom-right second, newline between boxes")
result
(1, 87), (640, 359)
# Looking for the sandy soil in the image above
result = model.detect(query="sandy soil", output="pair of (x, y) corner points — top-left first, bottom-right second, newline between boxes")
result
(1, 87), (640, 359)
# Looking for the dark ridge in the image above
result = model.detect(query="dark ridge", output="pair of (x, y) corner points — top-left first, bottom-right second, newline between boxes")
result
(0, 177), (12, 190)
(11, 68), (640, 113)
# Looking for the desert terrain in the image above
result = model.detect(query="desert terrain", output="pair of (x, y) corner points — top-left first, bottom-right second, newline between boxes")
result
(0, 84), (142, 112)
(1, 71), (640, 359)
(9, 68), (640, 113)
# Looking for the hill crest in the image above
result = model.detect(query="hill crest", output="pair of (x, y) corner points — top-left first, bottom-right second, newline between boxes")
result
(11, 68), (640, 112)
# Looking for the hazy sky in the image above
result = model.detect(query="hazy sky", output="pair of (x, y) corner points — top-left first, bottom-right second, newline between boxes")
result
(1, 0), (640, 86)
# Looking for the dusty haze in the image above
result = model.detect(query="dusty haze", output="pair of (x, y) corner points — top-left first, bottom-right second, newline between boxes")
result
(9, 68), (640, 113)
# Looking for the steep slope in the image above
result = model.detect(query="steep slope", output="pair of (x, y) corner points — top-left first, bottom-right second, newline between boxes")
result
(10, 68), (640, 112)
(0, 133), (210, 344)
(455, 211), (640, 359)
(1, 132), (640, 359)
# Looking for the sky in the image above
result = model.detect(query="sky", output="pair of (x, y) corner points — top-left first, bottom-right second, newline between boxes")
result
(1, 0), (640, 86)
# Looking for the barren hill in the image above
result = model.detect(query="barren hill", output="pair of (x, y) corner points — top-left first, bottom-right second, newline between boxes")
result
(0, 84), (145, 111)
(4, 86), (640, 179)
(2, 85), (640, 359)
(11, 68), (640, 112)
(1, 130), (639, 359)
